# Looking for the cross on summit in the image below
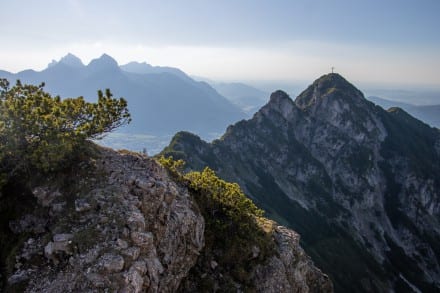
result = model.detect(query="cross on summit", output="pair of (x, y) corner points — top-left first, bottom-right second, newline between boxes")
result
(331, 67), (335, 74)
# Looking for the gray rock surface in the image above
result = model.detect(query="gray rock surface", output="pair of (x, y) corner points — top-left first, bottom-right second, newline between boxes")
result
(162, 73), (440, 291)
(8, 148), (204, 292)
(5, 146), (332, 292)
(254, 226), (332, 293)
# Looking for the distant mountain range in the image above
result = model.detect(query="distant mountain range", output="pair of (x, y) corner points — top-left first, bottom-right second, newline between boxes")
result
(162, 74), (440, 292)
(2, 54), (437, 155)
(0, 53), (245, 141)
(368, 96), (440, 128)
(209, 82), (268, 116)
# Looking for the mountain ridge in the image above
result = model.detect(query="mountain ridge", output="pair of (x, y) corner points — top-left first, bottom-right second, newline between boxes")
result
(0, 54), (246, 142)
(87, 54), (120, 73)
(369, 95), (440, 128)
(162, 73), (440, 292)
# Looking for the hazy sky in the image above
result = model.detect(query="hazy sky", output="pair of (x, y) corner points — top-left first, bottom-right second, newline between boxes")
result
(1, 0), (439, 87)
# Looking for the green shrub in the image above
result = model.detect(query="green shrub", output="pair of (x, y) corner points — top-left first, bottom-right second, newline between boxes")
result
(158, 155), (185, 179)
(158, 156), (275, 289)
(185, 167), (264, 230)
(0, 79), (130, 185)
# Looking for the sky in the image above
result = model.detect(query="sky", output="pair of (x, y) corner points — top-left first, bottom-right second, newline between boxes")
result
(1, 0), (439, 88)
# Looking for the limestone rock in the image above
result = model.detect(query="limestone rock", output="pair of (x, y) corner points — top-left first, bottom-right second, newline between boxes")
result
(9, 215), (47, 234)
(44, 242), (54, 259)
(122, 247), (140, 261)
(210, 260), (218, 270)
(32, 187), (61, 207)
(74, 198), (92, 212)
(4, 145), (334, 292)
(162, 73), (440, 291)
(100, 253), (125, 272)
(117, 238), (129, 249)
(53, 234), (73, 253)
(124, 267), (144, 293)
(5, 147), (204, 292)
(130, 231), (154, 249)
(254, 226), (333, 292)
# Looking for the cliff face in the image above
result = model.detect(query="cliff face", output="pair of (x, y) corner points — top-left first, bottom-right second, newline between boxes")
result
(162, 74), (440, 292)
(253, 226), (333, 292)
(1, 146), (331, 292)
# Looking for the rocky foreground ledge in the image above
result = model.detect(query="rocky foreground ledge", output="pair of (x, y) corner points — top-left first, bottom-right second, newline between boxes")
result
(5, 147), (332, 292)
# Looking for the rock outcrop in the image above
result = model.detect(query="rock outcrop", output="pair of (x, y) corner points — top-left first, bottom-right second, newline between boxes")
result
(253, 226), (333, 292)
(2, 146), (332, 292)
(5, 148), (204, 292)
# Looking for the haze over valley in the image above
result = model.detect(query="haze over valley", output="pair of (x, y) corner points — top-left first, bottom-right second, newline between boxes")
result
(2, 53), (439, 154)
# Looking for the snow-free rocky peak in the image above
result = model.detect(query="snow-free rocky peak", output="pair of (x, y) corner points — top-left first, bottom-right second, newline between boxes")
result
(59, 53), (85, 68)
(261, 90), (300, 121)
(87, 54), (120, 72)
(295, 73), (364, 110)
(47, 53), (84, 69)
(162, 73), (440, 291)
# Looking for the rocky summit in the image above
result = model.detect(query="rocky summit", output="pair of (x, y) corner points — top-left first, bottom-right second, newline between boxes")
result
(0, 145), (331, 292)
(162, 73), (440, 292)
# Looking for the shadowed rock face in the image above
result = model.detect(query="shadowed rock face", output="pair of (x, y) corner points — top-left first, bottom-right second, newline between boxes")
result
(2, 146), (332, 292)
(162, 73), (440, 292)
(253, 226), (333, 293)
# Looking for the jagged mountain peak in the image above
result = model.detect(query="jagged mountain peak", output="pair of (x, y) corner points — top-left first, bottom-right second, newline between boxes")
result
(87, 53), (119, 71)
(47, 53), (84, 69)
(292, 73), (384, 142)
(268, 90), (292, 104)
(262, 90), (299, 120)
(295, 73), (365, 110)
(60, 53), (84, 67)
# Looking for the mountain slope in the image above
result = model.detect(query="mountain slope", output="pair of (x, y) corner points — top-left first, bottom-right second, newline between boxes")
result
(0, 54), (245, 138)
(368, 96), (440, 128)
(162, 73), (440, 292)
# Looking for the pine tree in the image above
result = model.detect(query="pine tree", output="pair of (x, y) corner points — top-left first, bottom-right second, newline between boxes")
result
(0, 79), (131, 186)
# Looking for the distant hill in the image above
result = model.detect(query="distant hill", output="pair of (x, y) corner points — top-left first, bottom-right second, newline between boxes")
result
(0, 54), (245, 139)
(365, 88), (440, 106)
(368, 96), (440, 128)
(120, 61), (191, 81)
